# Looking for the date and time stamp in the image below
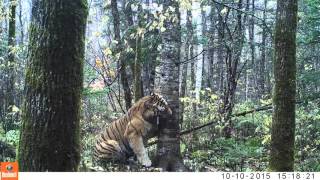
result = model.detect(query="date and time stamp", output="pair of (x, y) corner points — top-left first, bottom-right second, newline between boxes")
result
(221, 172), (318, 180)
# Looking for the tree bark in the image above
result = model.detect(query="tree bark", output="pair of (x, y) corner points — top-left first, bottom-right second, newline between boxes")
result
(180, 5), (193, 123)
(18, 0), (24, 44)
(4, 0), (16, 132)
(216, 6), (224, 95)
(248, 0), (256, 98)
(207, 1), (215, 91)
(18, 0), (88, 171)
(259, 0), (267, 96)
(111, 0), (132, 110)
(269, 0), (297, 171)
(154, 0), (186, 171)
(134, 4), (144, 102)
(200, 3), (207, 91)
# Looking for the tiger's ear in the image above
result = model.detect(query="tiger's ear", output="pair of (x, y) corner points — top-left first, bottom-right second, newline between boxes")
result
(150, 92), (155, 96)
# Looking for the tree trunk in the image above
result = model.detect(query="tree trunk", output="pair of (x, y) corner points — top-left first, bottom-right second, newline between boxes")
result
(216, 7), (224, 95)
(220, 0), (245, 137)
(200, 3), (207, 91)
(4, 0), (16, 132)
(142, 0), (157, 96)
(180, 6), (193, 123)
(18, 0), (24, 44)
(188, 9), (195, 94)
(269, 0), (297, 171)
(111, 0), (132, 110)
(248, 0), (256, 99)
(134, 4), (144, 102)
(154, 0), (186, 171)
(259, 0), (267, 96)
(18, 0), (88, 171)
(207, 1), (215, 91)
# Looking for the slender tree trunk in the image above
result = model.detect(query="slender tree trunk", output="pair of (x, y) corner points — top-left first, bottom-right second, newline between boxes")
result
(270, 0), (298, 171)
(155, 0), (186, 171)
(4, 0), (16, 132)
(18, 0), (88, 171)
(259, 0), (267, 96)
(217, 7), (224, 95)
(134, 35), (143, 101)
(134, 4), (144, 101)
(248, 0), (256, 98)
(180, 53), (188, 123)
(200, 4), (207, 91)
(142, 0), (157, 95)
(180, 6), (193, 123)
(111, 0), (132, 110)
(221, 0), (245, 137)
(186, 8), (195, 93)
(18, 0), (24, 44)
(207, 1), (215, 91)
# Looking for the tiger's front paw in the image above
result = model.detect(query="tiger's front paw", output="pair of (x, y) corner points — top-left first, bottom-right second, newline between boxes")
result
(138, 156), (152, 167)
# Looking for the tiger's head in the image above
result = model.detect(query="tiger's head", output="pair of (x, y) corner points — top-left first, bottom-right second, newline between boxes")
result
(148, 92), (172, 115)
(137, 92), (172, 120)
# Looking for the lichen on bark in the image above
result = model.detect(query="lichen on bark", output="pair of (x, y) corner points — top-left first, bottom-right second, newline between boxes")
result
(18, 0), (88, 172)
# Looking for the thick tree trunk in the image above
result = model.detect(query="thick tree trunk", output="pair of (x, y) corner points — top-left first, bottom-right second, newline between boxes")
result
(154, 0), (186, 172)
(111, 0), (132, 110)
(18, 0), (88, 171)
(269, 0), (297, 171)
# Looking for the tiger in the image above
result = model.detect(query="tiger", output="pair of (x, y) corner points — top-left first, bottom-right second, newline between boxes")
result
(93, 93), (172, 167)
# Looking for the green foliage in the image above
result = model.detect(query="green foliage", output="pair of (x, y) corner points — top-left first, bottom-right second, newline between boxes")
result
(4, 130), (20, 147)
(180, 94), (320, 171)
(181, 89), (220, 129)
(294, 101), (320, 171)
(83, 87), (110, 97)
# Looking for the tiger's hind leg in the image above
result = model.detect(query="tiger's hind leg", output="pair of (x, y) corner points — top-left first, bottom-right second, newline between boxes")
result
(94, 139), (127, 165)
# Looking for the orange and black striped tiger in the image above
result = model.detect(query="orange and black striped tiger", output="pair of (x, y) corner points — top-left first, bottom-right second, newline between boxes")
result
(94, 93), (172, 167)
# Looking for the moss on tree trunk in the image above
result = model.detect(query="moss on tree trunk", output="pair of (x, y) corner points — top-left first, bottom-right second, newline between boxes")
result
(18, 0), (88, 171)
(269, 0), (298, 172)
(154, 0), (186, 172)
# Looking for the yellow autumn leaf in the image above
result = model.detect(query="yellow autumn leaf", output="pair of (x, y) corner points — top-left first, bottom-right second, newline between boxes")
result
(108, 70), (115, 78)
(95, 58), (103, 68)
(103, 48), (112, 56)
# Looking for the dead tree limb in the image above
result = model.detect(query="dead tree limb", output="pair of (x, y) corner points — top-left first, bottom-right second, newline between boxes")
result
(147, 98), (316, 147)
(147, 104), (272, 147)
